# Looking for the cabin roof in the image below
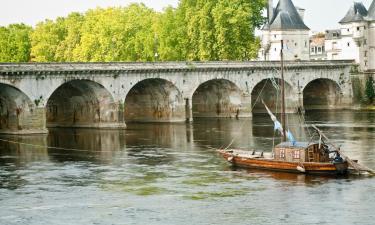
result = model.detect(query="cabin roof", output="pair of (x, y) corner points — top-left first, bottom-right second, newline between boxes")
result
(275, 142), (314, 149)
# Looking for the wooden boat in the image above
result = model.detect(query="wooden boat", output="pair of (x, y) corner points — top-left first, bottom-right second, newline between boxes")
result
(217, 40), (374, 176)
(218, 142), (348, 175)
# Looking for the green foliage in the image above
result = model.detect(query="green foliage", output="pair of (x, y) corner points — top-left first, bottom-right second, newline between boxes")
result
(0, 24), (32, 62)
(365, 77), (375, 104)
(1, 1), (266, 62)
(31, 18), (67, 62)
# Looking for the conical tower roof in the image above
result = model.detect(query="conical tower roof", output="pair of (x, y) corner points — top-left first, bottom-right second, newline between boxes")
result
(339, 2), (368, 24)
(268, 0), (309, 30)
(367, 0), (375, 21)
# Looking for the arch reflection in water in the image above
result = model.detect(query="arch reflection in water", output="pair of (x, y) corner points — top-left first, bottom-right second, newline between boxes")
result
(47, 128), (125, 163)
(0, 135), (49, 166)
(192, 118), (254, 150)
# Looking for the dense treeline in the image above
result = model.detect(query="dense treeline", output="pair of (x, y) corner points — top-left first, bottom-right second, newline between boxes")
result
(0, 0), (266, 62)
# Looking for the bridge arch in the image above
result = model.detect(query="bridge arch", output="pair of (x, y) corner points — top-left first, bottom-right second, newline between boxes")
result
(303, 78), (342, 110)
(0, 83), (46, 133)
(124, 78), (185, 122)
(192, 79), (251, 118)
(46, 79), (122, 128)
(251, 78), (298, 114)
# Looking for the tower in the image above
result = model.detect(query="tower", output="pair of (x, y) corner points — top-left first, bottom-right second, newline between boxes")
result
(259, 0), (310, 61)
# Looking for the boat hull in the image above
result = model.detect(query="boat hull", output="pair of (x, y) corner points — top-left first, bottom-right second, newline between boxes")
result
(218, 150), (348, 175)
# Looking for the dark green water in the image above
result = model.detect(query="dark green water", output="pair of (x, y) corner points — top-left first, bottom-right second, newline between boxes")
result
(0, 111), (374, 225)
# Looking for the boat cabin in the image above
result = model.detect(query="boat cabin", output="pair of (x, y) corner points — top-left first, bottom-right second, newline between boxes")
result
(274, 142), (330, 163)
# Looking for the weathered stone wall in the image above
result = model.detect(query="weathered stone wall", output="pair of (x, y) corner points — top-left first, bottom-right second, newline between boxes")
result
(46, 80), (124, 128)
(124, 79), (185, 122)
(0, 84), (47, 134)
(192, 79), (251, 118)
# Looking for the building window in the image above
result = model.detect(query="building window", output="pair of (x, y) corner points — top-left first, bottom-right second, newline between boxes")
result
(295, 42), (297, 46)
(347, 42), (350, 47)
(318, 47), (321, 52)
(364, 39), (367, 45)
(275, 48), (277, 52)
(293, 150), (300, 159)
(365, 61), (368, 66)
(311, 47), (315, 53)
(347, 28), (350, 32)
(274, 35), (277, 38)
(280, 149), (285, 158)
(322, 46), (325, 52)
(357, 27), (360, 31)
(305, 41), (307, 47)
(365, 51), (368, 57)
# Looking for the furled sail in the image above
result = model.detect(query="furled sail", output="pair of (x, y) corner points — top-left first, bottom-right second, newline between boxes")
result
(262, 100), (296, 144)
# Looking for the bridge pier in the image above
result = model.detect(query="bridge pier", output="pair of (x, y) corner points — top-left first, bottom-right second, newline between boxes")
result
(185, 98), (193, 122)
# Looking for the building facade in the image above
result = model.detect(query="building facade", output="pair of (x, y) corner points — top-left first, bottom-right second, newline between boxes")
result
(315, 1), (375, 73)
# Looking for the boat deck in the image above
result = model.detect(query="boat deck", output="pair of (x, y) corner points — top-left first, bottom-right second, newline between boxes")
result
(224, 149), (274, 159)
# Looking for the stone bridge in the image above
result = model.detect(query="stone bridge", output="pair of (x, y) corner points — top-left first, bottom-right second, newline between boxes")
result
(0, 60), (355, 134)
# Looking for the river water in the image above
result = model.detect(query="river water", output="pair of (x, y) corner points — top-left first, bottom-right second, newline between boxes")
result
(0, 111), (374, 225)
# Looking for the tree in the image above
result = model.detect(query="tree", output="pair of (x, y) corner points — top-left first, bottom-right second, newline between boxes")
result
(55, 13), (84, 62)
(73, 4), (157, 62)
(365, 77), (375, 104)
(155, 6), (188, 61)
(30, 18), (67, 62)
(0, 24), (32, 62)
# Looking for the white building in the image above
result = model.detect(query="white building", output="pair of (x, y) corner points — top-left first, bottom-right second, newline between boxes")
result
(324, 1), (375, 72)
(258, 0), (310, 61)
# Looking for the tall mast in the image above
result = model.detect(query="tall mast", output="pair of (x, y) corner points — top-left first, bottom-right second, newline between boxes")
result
(280, 40), (287, 142)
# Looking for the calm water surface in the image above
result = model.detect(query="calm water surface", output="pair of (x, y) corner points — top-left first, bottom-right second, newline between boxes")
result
(0, 111), (374, 225)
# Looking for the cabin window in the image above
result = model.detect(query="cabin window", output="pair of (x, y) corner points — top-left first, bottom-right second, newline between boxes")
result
(293, 150), (300, 159)
(280, 149), (285, 158)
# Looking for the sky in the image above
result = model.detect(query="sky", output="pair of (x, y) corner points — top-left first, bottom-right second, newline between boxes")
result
(0, 0), (374, 32)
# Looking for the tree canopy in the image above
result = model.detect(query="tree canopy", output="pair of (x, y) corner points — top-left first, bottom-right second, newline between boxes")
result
(0, 1), (266, 62)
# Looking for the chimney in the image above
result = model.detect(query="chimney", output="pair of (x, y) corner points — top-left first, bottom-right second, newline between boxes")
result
(296, 7), (305, 21)
(268, 0), (274, 23)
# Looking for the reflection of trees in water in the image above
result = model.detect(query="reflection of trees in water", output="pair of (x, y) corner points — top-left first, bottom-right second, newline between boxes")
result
(47, 128), (124, 163)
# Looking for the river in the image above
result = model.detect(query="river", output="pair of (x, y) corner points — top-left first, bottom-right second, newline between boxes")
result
(0, 111), (374, 225)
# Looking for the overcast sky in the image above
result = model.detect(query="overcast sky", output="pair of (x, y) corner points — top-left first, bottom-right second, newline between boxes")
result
(0, 0), (374, 32)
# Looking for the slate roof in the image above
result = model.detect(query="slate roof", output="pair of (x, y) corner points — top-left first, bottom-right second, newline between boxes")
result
(367, 0), (375, 20)
(267, 0), (309, 30)
(339, 2), (368, 24)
